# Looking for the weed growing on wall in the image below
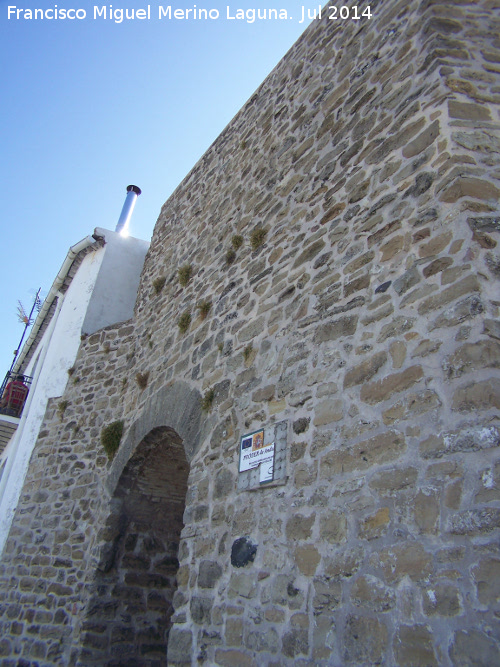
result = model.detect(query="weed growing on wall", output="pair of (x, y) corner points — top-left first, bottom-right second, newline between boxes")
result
(178, 312), (192, 334)
(250, 227), (267, 251)
(101, 420), (124, 460)
(136, 371), (149, 390)
(153, 276), (166, 294)
(232, 235), (244, 250)
(178, 264), (193, 287)
(57, 400), (69, 421)
(202, 388), (215, 412)
(197, 300), (212, 320)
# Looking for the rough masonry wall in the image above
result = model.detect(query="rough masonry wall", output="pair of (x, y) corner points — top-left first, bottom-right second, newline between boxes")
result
(1, 0), (500, 665)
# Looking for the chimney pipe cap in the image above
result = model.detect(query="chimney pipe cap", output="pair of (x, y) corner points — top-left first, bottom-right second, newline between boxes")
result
(127, 185), (142, 196)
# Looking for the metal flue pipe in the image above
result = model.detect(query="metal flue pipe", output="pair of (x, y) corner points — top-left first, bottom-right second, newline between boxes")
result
(116, 185), (141, 235)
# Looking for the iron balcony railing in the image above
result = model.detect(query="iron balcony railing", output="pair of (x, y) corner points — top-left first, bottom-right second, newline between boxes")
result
(0, 371), (33, 419)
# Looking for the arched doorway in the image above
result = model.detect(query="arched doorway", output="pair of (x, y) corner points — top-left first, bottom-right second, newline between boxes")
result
(79, 426), (190, 666)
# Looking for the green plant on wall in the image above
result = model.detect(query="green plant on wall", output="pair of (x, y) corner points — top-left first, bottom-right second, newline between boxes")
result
(197, 300), (212, 320)
(178, 311), (192, 334)
(178, 264), (193, 287)
(153, 276), (166, 294)
(136, 371), (149, 389)
(232, 234), (243, 250)
(250, 226), (267, 251)
(226, 248), (236, 265)
(58, 400), (69, 420)
(101, 420), (124, 460)
(201, 388), (215, 412)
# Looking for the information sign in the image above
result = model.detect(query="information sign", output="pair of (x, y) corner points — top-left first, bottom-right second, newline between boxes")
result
(239, 428), (275, 482)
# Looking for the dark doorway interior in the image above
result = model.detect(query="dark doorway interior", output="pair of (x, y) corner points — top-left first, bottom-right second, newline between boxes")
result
(79, 426), (189, 666)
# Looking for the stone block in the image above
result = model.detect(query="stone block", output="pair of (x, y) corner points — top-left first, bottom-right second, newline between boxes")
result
(314, 315), (358, 343)
(319, 510), (347, 544)
(286, 514), (315, 541)
(293, 239), (326, 268)
(292, 417), (310, 435)
(378, 316), (416, 342)
(198, 560), (222, 589)
(313, 398), (343, 426)
(393, 624), (438, 666)
(382, 389), (441, 425)
(403, 120), (440, 158)
(448, 100), (491, 121)
(294, 545), (321, 576)
(225, 617), (243, 647)
(360, 366), (423, 404)
(380, 235), (405, 261)
(444, 340), (500, 379)
(452, 378), (500, 412)
(214, 469), (234, 499)
(439, 177), (500, 203)
(344, 273), (370, 298)
(282, 628), (309, 658)
(344, 614), (388, 665)
(472, 558), (500, 606)
(245, 628), (279, 653)
(369, 467), (418, 495)
(423, 583), (461, 616)
(343, 352), (387, 388)
(449, 508), (500, 535)
(321, 431), (406, 478)
(379, 542), (432, 583)
(389, 341), (407, 369)
(414, 489), (440, 534)
(359, 507), (390, 540)
(449, 630), (500, 666)
(214, 648), (256, 667)
(351, 574), (396, 612)
(228, 573), (256, 600)
(420, 424), (499, 458)
(270, 574), (304, 608)
(190, 596), (213, 624)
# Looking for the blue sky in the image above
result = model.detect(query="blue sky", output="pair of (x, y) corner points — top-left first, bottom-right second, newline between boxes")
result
(0, 1), (314, 377)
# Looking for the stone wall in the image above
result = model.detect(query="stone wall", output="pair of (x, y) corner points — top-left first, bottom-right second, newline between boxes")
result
(1, 0), (500, 665)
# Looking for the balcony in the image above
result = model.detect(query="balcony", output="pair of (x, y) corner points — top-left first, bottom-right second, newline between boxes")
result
(0, 372), (32, 454)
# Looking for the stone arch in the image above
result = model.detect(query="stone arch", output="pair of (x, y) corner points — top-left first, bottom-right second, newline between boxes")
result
(78, 382), (204, 666)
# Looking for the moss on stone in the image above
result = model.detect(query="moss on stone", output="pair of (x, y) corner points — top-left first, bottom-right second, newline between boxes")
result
(136, 371), (149, 389)
(197, 300), (212, 320)
(250, 226), (267, 251)
(202, 388), (215, 412)
(153, 276), (166, 294)
(178, 311), (191, 334)
(232, 235), (244, 250)
(178, 264), (193, 287)
(101, 420), (124, 460)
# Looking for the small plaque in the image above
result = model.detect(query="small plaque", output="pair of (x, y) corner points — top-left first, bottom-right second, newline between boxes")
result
(239, 429), (275, 475)
(237, 421), (287, 492)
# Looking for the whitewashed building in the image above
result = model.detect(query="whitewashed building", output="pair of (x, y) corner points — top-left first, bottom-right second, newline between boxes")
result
(0, 187), (149, 554)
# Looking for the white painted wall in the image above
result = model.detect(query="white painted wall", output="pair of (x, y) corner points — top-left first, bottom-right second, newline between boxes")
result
(83, 228), (150, 335)
(0, 246), (104, 553)
(0, 229), (149, 554)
